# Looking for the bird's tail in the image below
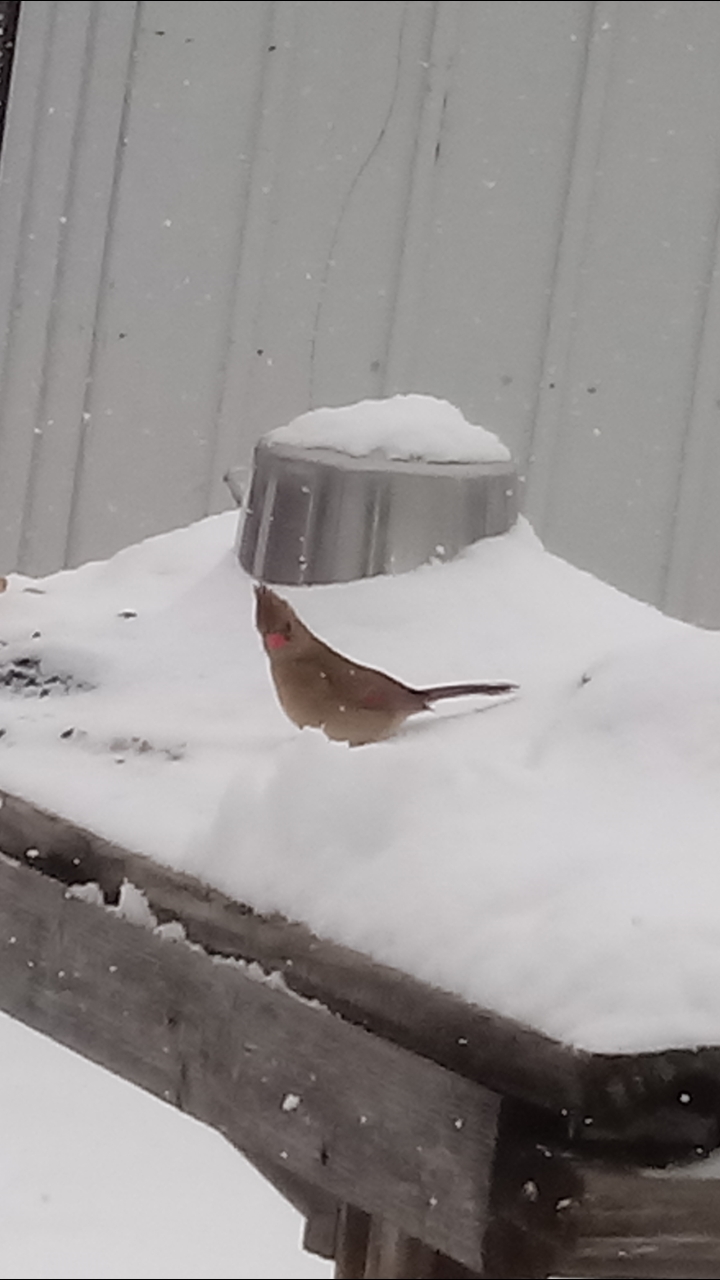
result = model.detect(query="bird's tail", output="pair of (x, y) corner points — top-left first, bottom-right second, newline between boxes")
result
(419, 681), (517, 705)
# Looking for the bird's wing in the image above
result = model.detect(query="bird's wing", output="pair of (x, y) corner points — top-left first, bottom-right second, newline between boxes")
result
(322, 650), (417, 710)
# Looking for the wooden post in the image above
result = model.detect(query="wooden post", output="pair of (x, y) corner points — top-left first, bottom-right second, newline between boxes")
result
(363, 1218), (437, 1279)
(334, 1205), (370, 1279)
(333, 1204), (481, 1278)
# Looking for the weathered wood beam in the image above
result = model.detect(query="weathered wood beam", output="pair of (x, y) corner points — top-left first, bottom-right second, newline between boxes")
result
(0, 851), (500, 1272)
(3, 788), (720, 1157)
(4, 787), (720, 1157)
(4, 792), (720, 1276)
(478, 1099), (720, 1280)
(0, 788), (589, 1119)
(564, 1162), (720, 1279)
(325, 1105), (720, 1277)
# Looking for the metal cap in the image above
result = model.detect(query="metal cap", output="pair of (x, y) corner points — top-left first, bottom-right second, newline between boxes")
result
(235, 435), (517, 586)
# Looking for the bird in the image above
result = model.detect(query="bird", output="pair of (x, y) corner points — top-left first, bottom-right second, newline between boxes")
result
(254, 584), (517, 746)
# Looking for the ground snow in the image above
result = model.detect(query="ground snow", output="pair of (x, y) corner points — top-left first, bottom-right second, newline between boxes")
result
(0, 1011), (330, 1280)
(0, 505), (718, 1054)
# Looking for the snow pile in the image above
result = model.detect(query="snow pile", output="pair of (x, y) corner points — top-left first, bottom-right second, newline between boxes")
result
(266, 394), (511, 463)
(0, 1011), (330, 1280)
(1, 506), (720, 1054)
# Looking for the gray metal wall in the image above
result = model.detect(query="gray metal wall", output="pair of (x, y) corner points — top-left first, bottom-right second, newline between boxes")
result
(0, 1), (719, 626)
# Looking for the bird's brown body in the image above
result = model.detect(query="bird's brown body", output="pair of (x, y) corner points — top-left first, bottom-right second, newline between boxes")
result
(255, 585), (516, 746)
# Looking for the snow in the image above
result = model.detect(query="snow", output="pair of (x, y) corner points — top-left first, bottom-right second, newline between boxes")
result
(0, 501), (720, 1056)
(0, 1011), (331, 1280)
(266, 394), (511, 463)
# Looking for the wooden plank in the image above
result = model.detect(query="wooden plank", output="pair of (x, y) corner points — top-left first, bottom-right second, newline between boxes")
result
(303, 1202), (340, 1261)
(569, 1237), (720, 1280)
(328, 1115), (720, 1278)
(560, 1162), (720, 1279)
(0, 786), (587, 1120)
(581, 1046), (720, 1156)
(480, 1100), (584, 1280)
(0, 849), (500, 1272)
(479, 1099), (720, 1279)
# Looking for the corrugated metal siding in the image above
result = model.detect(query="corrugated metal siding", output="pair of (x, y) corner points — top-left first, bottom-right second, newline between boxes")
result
(0, 1), (719, 626)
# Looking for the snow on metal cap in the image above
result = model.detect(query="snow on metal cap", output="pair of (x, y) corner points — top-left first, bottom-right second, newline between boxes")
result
(235, 395), (518, 585)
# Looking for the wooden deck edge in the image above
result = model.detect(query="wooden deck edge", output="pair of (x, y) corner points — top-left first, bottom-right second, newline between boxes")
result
(0, 849), (501, 1273)
(2, 787), (720, 1158)
(0, 787), (586, 1116)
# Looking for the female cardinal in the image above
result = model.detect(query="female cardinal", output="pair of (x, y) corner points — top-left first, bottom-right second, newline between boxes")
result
(255, 584), (516, 746)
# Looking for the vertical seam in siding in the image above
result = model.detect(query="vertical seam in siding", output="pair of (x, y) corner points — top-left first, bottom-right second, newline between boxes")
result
(662, 182), (720, 620)
(524, 0), (619, 526)
(308, 2), (414, 405)
(0, 1), (57, 472)
(17, 1), (99, 567)
(64, 0), (143, 567)
(206, 0), (295, 513)
(382, 0), (460, 396)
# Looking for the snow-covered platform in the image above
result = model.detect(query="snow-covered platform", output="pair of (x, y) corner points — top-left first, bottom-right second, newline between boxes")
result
(0, 507), (719, 1054)
(2, 465), (720, 1274)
